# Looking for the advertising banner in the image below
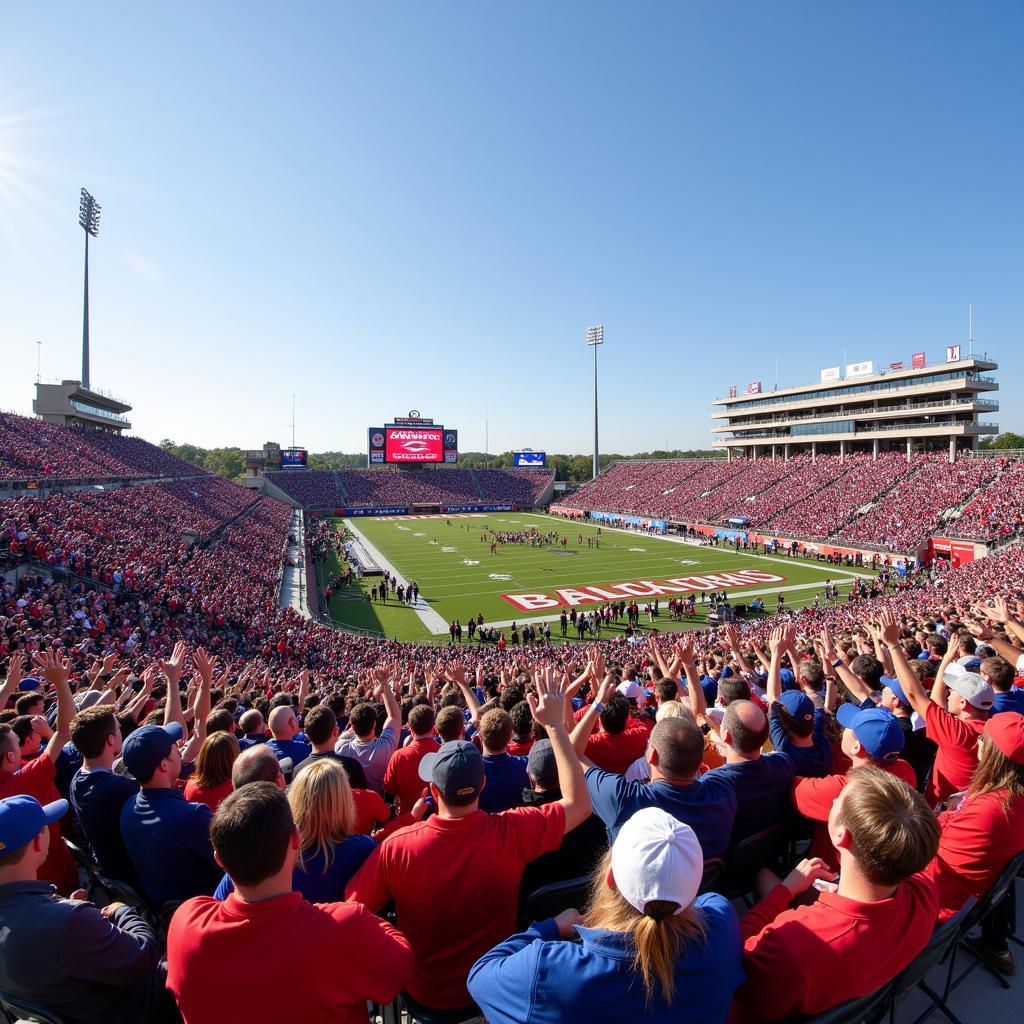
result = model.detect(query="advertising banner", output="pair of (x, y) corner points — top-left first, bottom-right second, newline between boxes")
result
(385, 427), (444, 463)
(846, 360), (874, 378)
(343, 507), (411, 517)
(746, 381), (762, 395)
(946, 345), (962, 363)
(820, 367), (841, 383)
(912, 351), (926, 368)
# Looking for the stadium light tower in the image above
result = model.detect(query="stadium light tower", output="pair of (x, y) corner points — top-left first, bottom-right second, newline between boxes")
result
(586, 325), (604, 479)
(79, 188), (101, 391)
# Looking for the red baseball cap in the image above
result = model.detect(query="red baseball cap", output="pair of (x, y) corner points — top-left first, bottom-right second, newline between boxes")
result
(985, 713), (1024, 765)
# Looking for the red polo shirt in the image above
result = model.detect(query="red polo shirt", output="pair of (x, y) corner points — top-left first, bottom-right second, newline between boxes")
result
(924, 703), (985, 803)
(167, 891), (412, 1024)
(383, 736), (440, 816)
(927, 789), (1024, 921)
(351, 788), (391, 835)
(732, 873), (938, 1023)
(346, 801), (565, 1009)
(792, 760), (917, 870)
(584, 718), (653, 775)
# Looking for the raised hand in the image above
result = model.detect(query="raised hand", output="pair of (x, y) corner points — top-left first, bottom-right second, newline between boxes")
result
(161, 641), (189, 687)
(192, 648), (216, 684)
(528, 668), (569, 729)
(32, 648), (72, 687)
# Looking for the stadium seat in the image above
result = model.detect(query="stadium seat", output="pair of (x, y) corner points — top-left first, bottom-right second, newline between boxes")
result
(883, 896), (975, 1024)
(916, 852), (1024, 1023)
(62, 838), (102, 902)
(698, 857), (725, 895)
(798, 981), (896, 1024)
(400, 991), (482, 1024)
(524, 874), (592, 923)
(720, 824), (788, 902)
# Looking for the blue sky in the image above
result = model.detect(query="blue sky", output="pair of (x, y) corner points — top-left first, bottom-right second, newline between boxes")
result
(1, 2), (1021, 454)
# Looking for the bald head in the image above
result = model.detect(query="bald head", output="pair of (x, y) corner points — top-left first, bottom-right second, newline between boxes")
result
(238, 709), (264, 736)
(267, 706), (297, 741)
(647, 717), (704, 782)
(232, 745), (285, 789)
(722, 700), (769, 757)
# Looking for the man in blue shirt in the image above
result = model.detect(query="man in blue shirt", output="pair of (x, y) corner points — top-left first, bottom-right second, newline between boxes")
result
(69, 705), (140, 883)
(266, 706), (312, 770)
(119, 723), (222, 907)
(478, 708), (529, 814)
(768, 691), (832, 778)
(582, 717), (736, 859)
(984, 656), (1024, 715)
(704, 701), (795, 846)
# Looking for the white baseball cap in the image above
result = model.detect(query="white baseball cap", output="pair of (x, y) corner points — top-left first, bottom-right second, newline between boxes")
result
(617, 680), (649, 709)
(943, 669), (994, 711)
(610, 807), (703, 916)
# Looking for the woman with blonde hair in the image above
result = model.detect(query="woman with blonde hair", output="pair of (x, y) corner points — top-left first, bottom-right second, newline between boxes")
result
(183, 731), (239, 811)
(468, 807), (742, 1023)
(212, 758), (376, 903)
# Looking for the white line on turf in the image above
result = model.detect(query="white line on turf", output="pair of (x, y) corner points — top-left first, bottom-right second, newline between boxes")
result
(343, 519), (450, 634)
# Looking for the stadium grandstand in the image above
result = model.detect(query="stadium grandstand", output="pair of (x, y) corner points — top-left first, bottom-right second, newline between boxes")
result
(3, 396), (1024, 1022)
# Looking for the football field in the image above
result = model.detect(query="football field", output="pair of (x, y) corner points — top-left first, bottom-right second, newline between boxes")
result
(319, 512), (876, 642)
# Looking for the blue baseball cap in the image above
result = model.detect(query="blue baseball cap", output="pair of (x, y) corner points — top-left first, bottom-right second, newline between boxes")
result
(18, 676), (42, 693)
(121, 722), (184, 780)
(835, 705), (905, 762)
(880, 675), (910, 708)
(777, 689), (814, 722)
(417, 740), (484, 804)
(779, 668), (797, 691)
(0, 795), (68, 855)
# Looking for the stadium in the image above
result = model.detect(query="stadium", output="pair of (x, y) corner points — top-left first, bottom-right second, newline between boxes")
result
(2, 8), (1024, 1024)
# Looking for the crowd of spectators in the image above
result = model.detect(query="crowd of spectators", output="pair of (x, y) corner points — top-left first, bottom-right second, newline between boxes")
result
(1, 513), (1023, 1020)
(836, 454), (1002, 551)
(264, 470), (343, 508)
(945, 458), (1024, 541)
(566, 452), (1018, 551)
(0, 413), (200, 483)
(474, 468), (553, 505)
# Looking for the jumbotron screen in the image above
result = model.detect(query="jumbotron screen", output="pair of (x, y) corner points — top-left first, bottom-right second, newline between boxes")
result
(385, 427), (444, 463)
(280, 448), (308, 468)
(368, 422), (458, 464)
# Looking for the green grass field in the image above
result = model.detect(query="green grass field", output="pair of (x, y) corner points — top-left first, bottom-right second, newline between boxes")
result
(318, 512), (876, 643)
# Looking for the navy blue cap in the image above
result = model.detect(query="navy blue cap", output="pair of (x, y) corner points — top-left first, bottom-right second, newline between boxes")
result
(779, 667), (797, 691)
(417, 740), (484, 804)
(835, 704), (905, 761)
(777, 689), (814, 721)
(18, 676), (42, 693)
(0, 795), (67, 855)
(121, 722), (184, 780)
(880, 675), (910, 708)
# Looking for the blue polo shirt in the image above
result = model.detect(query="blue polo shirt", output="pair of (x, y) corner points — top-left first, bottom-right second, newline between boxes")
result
(768, 709), (832, 778)
(704, 751), (796, 845)
(266, 736), (312, 767)
(480, 752), (530, 814)
(119, 787), (221, 906)
(237, 734), (268, 751)
(468, 893), (743, 1024)
(992, 689), (1024, 716)
(70, 767), (140, 883)
(585, 768), (737, 859)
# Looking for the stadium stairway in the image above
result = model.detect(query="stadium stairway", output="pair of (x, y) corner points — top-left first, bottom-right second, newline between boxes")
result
(333, 470), (348, 505)
(468, 470), (486, 499)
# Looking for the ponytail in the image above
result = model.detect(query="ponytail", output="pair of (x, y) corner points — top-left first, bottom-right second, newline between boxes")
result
(584, 855), (706, 1008)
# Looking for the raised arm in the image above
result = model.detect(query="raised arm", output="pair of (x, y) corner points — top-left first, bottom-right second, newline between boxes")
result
(445, 666), (482, 726)
(766, 626), (787, 706)
(568, 675), (617, 763)
(32, 649), (75, 761)
(160, 641), (189, 733)
(0, 656), (27, 709)
(819, 626), (873, 704)
(877, 609), (932, 719)
(529, 668), (591, 832)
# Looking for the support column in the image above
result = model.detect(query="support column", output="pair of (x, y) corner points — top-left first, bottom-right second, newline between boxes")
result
(811, 442), (817, 464)
(772, 445), (776, 463)
(784, 443), (790, 463)
(906, 437), (912, 464)
(872, 437), (879, 461)
(839, 440), (846, 462)
(949, 436), (956, 463)
(752, 445), (758, 460)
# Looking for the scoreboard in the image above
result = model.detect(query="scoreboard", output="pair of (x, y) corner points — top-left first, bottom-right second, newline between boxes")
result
(368, 413), (457, 465)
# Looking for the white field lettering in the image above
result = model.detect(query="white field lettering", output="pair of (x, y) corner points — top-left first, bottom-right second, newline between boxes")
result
(500, 569), (785, 612)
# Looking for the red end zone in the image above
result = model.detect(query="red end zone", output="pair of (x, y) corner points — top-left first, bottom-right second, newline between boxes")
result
(500, 569), (786, 612)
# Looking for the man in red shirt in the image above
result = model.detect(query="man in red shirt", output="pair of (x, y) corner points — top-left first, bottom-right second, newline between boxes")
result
(733, 766), (940, 1023)
(792, 704), (917, 869)
(383, 704), (439, 816)
(167, 782), (412, 1024)
(880, 613), (992, 803)
(571, 693), (651, 774)
(346, 669), (590, 1015)
(927, 712), (1024, 973)
(0, 650), (76, 893)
